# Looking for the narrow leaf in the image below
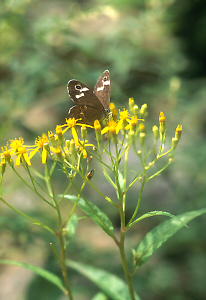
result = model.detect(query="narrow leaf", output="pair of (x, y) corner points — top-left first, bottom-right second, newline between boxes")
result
(118, 171), (124, 191)
(64, 195), (114, 237)
(65, 213), (78, 240)
(67, 260), (141, 300)
(0, 259), (66, 292)
(116, 171), (124, 199)
(135, 208), (206, 268)
(129, 210), (177, 228)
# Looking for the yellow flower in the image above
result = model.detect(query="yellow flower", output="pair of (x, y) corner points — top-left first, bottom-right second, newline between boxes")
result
(109, 103), (116, 111)
(159, 112), (166, 123)
(119, 109), (130, 122)
(94, 120), (101, 132)
(16, 146), (31, 167)
(77, 140), (95, 159)
(1, 146), (13, 165)
(64, 118), (85, 146)
(125, 116), (138, 131)
(56, 125), (63, 136)
(159, 112), (166, 134)
(9, 138), (24, 154)
(175, 125), (182, 141)
(9, 138), (36, 166)
(35, 133), (49, 147)
(30, 134), (49, 164)
(117, 109), (130, 130)
(101, 119), (117, 135)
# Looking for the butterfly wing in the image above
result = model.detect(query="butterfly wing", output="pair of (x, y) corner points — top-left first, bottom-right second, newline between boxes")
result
(67, 80), (104, 110)
(93, 70), (110, 110)
(68, 105), (106, 126)
(67, 79), (106, 125)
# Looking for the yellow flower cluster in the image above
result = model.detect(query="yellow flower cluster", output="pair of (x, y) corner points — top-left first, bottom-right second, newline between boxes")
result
(0, 99), (182, 173)
(0, 117), (96, 173)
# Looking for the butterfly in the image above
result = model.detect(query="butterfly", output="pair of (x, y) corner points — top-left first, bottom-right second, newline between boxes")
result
(67, 70), (110, 126)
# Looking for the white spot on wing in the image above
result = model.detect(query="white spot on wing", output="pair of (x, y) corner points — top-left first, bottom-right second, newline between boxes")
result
(96, 86), (104, 91)
(81, 87), (89, 92)
(103, 80), (110, 86)
(76, 93), (84, 98)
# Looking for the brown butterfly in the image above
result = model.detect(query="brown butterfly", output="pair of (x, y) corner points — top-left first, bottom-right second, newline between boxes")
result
(67, 70), (110, 125)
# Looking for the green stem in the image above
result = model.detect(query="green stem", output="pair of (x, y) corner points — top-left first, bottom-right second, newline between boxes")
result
(127, 173), (146, 227)
(119, 234), (135, 300)
(11, 166), (55, 208)
(58, 233), (73, 300)
(0, 174), (3, 197)
(118, 194), (135, 300)
(115, 153), (135, 300)
(0, 196), (55, 235)
(122, 145), (129, 212)
(62, 179), (86, 228)
(46, 163), (73, 299)
(73, 167), (117, 207)
(146, 160), (171, 181)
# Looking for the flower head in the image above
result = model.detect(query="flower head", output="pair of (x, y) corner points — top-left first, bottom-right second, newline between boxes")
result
(31, 134), (50, 164)
(9, 138), (24, 154)
(16, 146), (31, 167)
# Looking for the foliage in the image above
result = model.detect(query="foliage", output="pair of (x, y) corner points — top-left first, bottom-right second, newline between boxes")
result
(0, 0), (205, 299)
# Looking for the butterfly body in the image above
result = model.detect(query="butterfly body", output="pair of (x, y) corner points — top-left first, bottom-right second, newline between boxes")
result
(67, 70), (110, 125)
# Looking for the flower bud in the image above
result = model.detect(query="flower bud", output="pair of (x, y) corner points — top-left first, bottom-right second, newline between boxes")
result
(140, 104), (147, 118)
(43, 142), (50, 154)
(48, 131), (58, 148)
(70, 140), (76, 156)
(110, 103), (117, 121)
(132, 105), (139, 116)
(152, 125), (159, 140)
(139, 132), (146, 145)
(81, 126), (87, 141)
(129, 97), (134, 112)
(53, 146), (64, 162)
(139, 123), (145, 133)
(172, 137), (178, 149)
(175, 125), (182, 142)
(65, 140), (70, 150)
(94, 120), (102, 142)
(0, 161), (6, 175)
(128, 130), (135, 144)
(56, 125), (64, 146)
(130, 116), (138, 131)
(159, 112), (166, 134)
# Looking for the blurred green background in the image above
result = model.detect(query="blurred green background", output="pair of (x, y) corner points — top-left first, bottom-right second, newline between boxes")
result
(0, 0), (206, 299)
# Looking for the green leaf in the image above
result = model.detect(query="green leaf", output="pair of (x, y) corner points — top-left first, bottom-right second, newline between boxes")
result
(65, 213), (78, 240)
(64, 195), (114, 237)
(129, 210), (177, 228)
(116, 171), (124, 199)
(135, 208), (206, 268)
(0, 259), (66, 293)
(118, 171), (124, 191)
(67, 260), (141, 300)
